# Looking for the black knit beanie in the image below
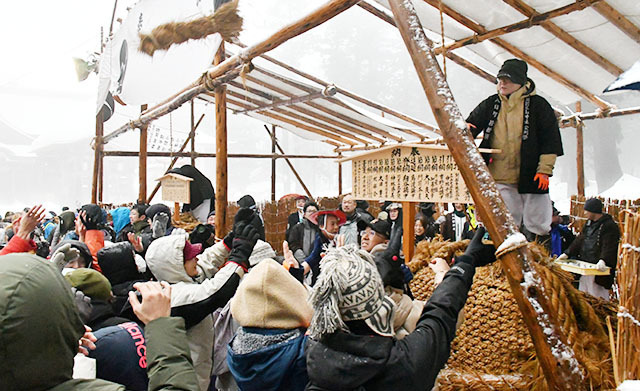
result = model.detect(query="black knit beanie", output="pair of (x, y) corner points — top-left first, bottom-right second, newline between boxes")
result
(497, 59), (528, 86)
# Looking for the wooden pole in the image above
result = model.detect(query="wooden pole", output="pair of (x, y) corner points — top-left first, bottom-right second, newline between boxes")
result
(593, 1), (640, 44)
(190, 101), (196, 167)
(271, 125), (276, 202)
(106, 151), (339, 159)
(139, 104), (148, 203)
(215, 42), (228, 239)
(500, 0), (621, 76)
(233, 85), (337, 114)
(338, 153), (343, 196)
(402, 201), (416, 261)
(91, 111), (104, 204)
(264, 125), (314, 200)
(387, 2), (584, 390)
(576, 101), (585, 197)
(147, 113), (205, 203)
(559, 105), (640, 127)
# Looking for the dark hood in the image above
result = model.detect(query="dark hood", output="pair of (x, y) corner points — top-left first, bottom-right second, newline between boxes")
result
(0, 253), (85, 390)
(97, 242), (146, 286)
(59, 210), (76, 234)
(306, 331), (393, 390)
(227, 330), (308, 391)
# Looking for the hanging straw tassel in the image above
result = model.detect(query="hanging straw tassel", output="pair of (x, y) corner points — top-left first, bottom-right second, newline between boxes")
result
(139, 0), (243, 56)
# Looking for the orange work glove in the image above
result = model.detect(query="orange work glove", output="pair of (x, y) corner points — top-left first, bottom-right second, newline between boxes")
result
(534, 173), (549, 190)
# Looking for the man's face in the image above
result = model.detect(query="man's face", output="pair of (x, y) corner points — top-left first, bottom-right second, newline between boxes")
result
(360, 227), (387, 252)
(454, 203), (464, 212)
(207, 215), (216, 225)
(342, 196), (356, 214)
(497, 77), (522, 96)
(296, 199), (306, 209)
(389, 208), (399, 221)
(585, 211), (599, 222)
(304, 206), (318, 220)
(129, 209), (144, 223)
(321, 215), (340, 238)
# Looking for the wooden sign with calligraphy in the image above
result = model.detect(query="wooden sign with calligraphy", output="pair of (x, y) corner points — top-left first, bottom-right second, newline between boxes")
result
(342, 144), (489, 204)
(156, 173), (193, 204)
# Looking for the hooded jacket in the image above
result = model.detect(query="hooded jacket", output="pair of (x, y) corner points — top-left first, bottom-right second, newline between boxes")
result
(305, 262), (475, 391)
(288, 219), (319, 262)
(227, 259), (312, 391)
(466, 79), (563, 194)
(0, 253), (198, 391)
(565, 213), (620, 289)
(145, 235), (245, 391)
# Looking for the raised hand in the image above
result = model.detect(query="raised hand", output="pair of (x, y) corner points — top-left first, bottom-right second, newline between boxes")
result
(16, 205), (46, 240)
(128, 281), (172, 325)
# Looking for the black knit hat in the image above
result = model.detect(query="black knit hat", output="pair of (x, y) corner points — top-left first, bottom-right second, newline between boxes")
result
(584, 198), (603, 214)
(497, 59), (528, 86)
(365, 219), (391, 239)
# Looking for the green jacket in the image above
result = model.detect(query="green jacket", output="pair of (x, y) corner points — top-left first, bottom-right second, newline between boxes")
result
(0, 253), (199, 391)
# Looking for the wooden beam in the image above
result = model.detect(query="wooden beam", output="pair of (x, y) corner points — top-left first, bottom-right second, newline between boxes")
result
(245, 67), (406, 142)
(357, 1), (495, 85)
(388, 1), (585, 390)
(139, 104), (148, 203)
(271, 125), (276, 202)
(226, 87), (377, 144)
(234, 43), (442, 135)
(559, 105), (640, 127)
(215, 42), (228, 239)
(575, 101), (585, 197)
(402, 201), (416, 262)
(338, 153), (343, 195)
(593, 1), (640, 44)
(105, 151), (340, 159)
(497, 0), (621, 76)
(231, 76), (386, 143)
(190, 101), (196, 166)
(226, 94), (360, 146)
(264, 125), (314, 200)
(421, 0), (613, 110)
(233, 85), (337, 114)
(147, 113), (206, 203)
(91, 111), (104, 204)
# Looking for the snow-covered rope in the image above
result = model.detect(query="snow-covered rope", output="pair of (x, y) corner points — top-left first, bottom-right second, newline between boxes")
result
(617, 307), (640, 328)
(621, 243), (640, 253)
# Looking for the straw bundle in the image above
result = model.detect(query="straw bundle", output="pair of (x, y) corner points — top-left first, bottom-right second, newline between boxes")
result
(409, 240), (616, 390)
(617, 210), (640, 382)
(172, 211), (200, 232)
(139, 0), (243, 56)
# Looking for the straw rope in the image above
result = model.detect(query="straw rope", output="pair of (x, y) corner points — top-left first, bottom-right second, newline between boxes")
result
(138, 0), (242, 56)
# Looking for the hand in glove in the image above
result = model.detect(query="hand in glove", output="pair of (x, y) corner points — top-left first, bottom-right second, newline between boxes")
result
(50, 243), (81, 272)
(534, 173), (549, 191)
(456, 227), (497, 267)
(556, 253), (568, 261)
(596, 259), (608, 271)
(223, 207), (255, 251)
(227, 222), (259, 271)
(374, 224), (404, 289)
(151, 212), (169, 239)
(71, 287), (93, 324)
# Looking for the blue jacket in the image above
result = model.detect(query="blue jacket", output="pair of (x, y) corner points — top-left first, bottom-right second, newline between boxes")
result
(227, 328), (308, 391)
(110, 207), (131, 235)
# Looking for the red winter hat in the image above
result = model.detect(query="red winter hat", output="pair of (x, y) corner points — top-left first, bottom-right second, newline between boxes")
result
(183, 240), (203, 261)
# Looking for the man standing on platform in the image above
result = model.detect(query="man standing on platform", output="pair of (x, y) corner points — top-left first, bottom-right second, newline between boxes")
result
(558, 198), (620, 300)
(466, 59), (563, 244)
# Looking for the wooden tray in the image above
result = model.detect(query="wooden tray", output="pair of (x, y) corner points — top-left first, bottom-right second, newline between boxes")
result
(554, 259), (610, 276)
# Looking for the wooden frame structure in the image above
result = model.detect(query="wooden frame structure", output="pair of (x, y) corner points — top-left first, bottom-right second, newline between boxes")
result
(91, 2), (640, 388)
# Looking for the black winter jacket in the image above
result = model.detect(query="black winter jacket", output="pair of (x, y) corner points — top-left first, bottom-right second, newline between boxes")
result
(466, 80), (563, 194)
(565, 214), (620, 289)
(305, 262), (475, 391)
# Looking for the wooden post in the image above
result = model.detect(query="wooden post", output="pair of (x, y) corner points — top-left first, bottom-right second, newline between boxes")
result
(576, 101), (585, 197)
(402, 202), (416, 261)
(271, 125), (276, 202)
(174, 202), (180, 222)
(264, 126), (314, 200)
(190, 101), (196, 167)
(387, 1), (584, 390)
(91, 111), (104, 204)
(338, 153), (343, 196)
(214, 41), (228, 239)
(139, 104), (148, 203)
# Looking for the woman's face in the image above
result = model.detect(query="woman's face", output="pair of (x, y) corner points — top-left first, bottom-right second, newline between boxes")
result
(389, 209), (399, 221)
(414, 219), (425, 236)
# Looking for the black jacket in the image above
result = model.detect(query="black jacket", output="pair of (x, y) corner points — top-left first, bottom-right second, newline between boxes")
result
(286, 211), (303, 240)
(466, 80), (563, 194)
(305, 262), (475, 391)
(441, 212), (474, 242)
(565, 214), (620, 289)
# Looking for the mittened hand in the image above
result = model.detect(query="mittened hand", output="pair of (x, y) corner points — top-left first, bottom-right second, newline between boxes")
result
(227, 223), (260, 271)
(51, 243), (81, 271)
(534, 173), (549, 190)
(458, 227), (497, 267)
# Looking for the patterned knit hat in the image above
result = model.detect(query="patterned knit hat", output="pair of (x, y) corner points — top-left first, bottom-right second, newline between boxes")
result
(309, 245), (395, 339)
